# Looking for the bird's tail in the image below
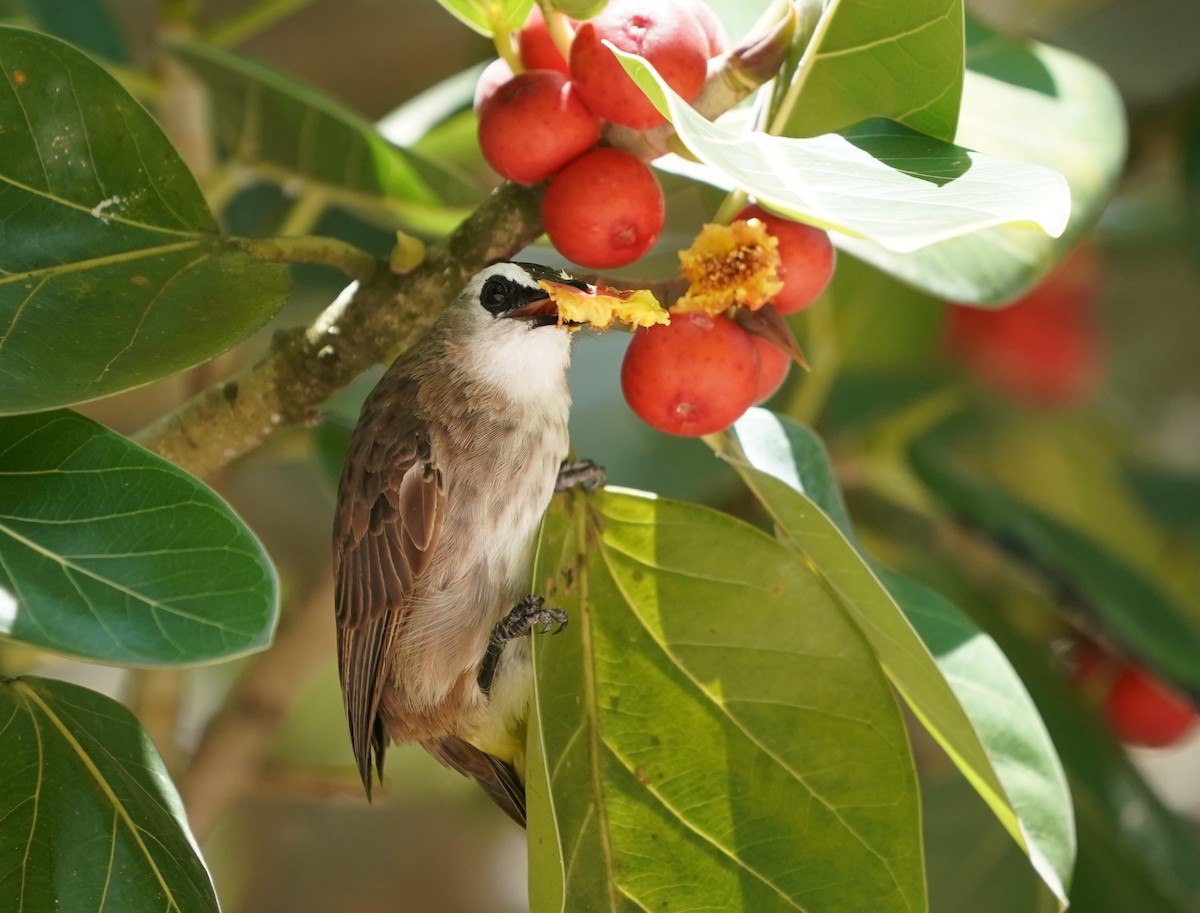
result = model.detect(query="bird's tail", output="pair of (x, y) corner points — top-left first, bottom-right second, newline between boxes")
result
(430, 735), (527, 827)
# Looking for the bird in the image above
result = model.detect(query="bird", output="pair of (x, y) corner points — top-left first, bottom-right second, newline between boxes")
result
(332, 261), (602, 826)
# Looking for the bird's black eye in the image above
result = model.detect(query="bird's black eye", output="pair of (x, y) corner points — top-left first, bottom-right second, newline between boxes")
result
(481, 277), (512, 315)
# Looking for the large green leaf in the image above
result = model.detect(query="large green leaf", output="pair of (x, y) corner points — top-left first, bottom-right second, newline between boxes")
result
(836, 18), (1126, 303)
(910, 419), (1200, 691)
(0, 676), (218, 913)
(0, 411), (278, 665)
(165, 39), (469, 233)
(0, 26), (291, 414)
(717, 408), (1075, 905)
(528, 489), (924, 913)
(773, 0), (964, 142)
(618, 51), (1069, 254)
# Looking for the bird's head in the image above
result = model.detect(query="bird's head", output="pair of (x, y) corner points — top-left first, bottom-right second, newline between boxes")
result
(442, 261), (591, 395)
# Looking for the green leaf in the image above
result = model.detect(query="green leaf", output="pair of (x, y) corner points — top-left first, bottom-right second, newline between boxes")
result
(0, 411), (278, 665)
(23, 0), (129, 63)
(0, 26), (291, 414)
(435, 0), (535, 36)
(528, 489), (924, 913)
(618, 51), (1069, 254)
(547, 0), (604, 20)
(774, 0), (964, 142)
(1123, 464), (1200, 537)
(910, 419), (1200, 691)
(836, 17), (1127, 303)
(0, 676), (218, 913)
(718, 408), (1075, 905)
(165, 39), (467, 233)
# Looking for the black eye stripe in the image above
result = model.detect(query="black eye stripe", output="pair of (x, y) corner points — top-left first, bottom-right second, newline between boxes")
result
(481, 277), (511, 314)
(479, 273), (557, 316)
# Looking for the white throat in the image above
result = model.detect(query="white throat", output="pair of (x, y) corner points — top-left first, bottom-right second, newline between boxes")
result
(458, 322), (573, 409)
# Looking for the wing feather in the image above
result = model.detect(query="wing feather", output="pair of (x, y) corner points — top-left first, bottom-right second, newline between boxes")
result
(333, 377), (445, 795)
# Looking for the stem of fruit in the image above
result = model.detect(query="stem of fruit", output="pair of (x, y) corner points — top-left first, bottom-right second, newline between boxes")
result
(491, 12), (524, 74)
(767, 0), (832, 136)
(543, 4), (575, 61)
(712, 190), (750, 225)
(202, 0), (320, 46)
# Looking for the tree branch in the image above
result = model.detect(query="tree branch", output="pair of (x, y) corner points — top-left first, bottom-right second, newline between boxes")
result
(134, 182), (542, 476)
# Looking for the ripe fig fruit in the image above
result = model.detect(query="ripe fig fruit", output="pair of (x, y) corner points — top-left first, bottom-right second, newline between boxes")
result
(518, 5), (570, 73)
(542, 148), (665, 268)
(1103, 665), (1197, 749)
(478, 70), (600, 185)
(569, 0), (708, 130)
(621, 312), (759, 436)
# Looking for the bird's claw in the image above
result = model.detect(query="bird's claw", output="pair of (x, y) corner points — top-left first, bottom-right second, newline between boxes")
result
(478, 595), (569, 695)
(555, 459), (606, 493)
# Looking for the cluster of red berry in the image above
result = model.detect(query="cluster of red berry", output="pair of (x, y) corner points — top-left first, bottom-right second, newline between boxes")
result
(622, 205), (835, 436)
(476, 2), (839, 438)
(1072, 642), (1197, 749)
(474, 0), (724, 269)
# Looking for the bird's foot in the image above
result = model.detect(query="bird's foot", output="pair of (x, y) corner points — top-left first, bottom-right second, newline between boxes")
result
(478, 595), (568, 696)
(555, 459), (606, 492)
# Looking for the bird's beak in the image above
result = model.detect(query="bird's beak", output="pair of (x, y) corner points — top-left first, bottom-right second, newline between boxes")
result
(505, 289), (564, 325)
(505, 263), (592, 327)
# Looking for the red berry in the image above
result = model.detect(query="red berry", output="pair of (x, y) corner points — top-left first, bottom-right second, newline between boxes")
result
(735, 205), (836, 314)
(542, 148), (664, 268)
(750, 336), (791, 404)
(945, 248), (1104, 408)
(477, 70), (600, 185)
(621, 312), (759, 436)
(518, 6), (570, 74)
(569, 0), (708, 130)
(473, 57), (514, 114)
(1103, 666), (1197, 748)
(685, 0), (727, 55)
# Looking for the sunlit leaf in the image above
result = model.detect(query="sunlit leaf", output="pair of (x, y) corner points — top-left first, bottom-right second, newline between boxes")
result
(433, 0), (535, 37)
(836, 17), (1126, 303)
(0, 26), (290, 413)
(719, 408), (1075, 905)
(528, 488), (924, 913)
(0, 411), (278, 665)
(773, 0), (964, 142)
(0, 676), (218, 913)
(617, 50), (1069, 254)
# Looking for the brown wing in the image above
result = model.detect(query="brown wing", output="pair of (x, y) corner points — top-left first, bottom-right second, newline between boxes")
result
(433, 736), (527, 827)
(333, 376), (444, 796)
